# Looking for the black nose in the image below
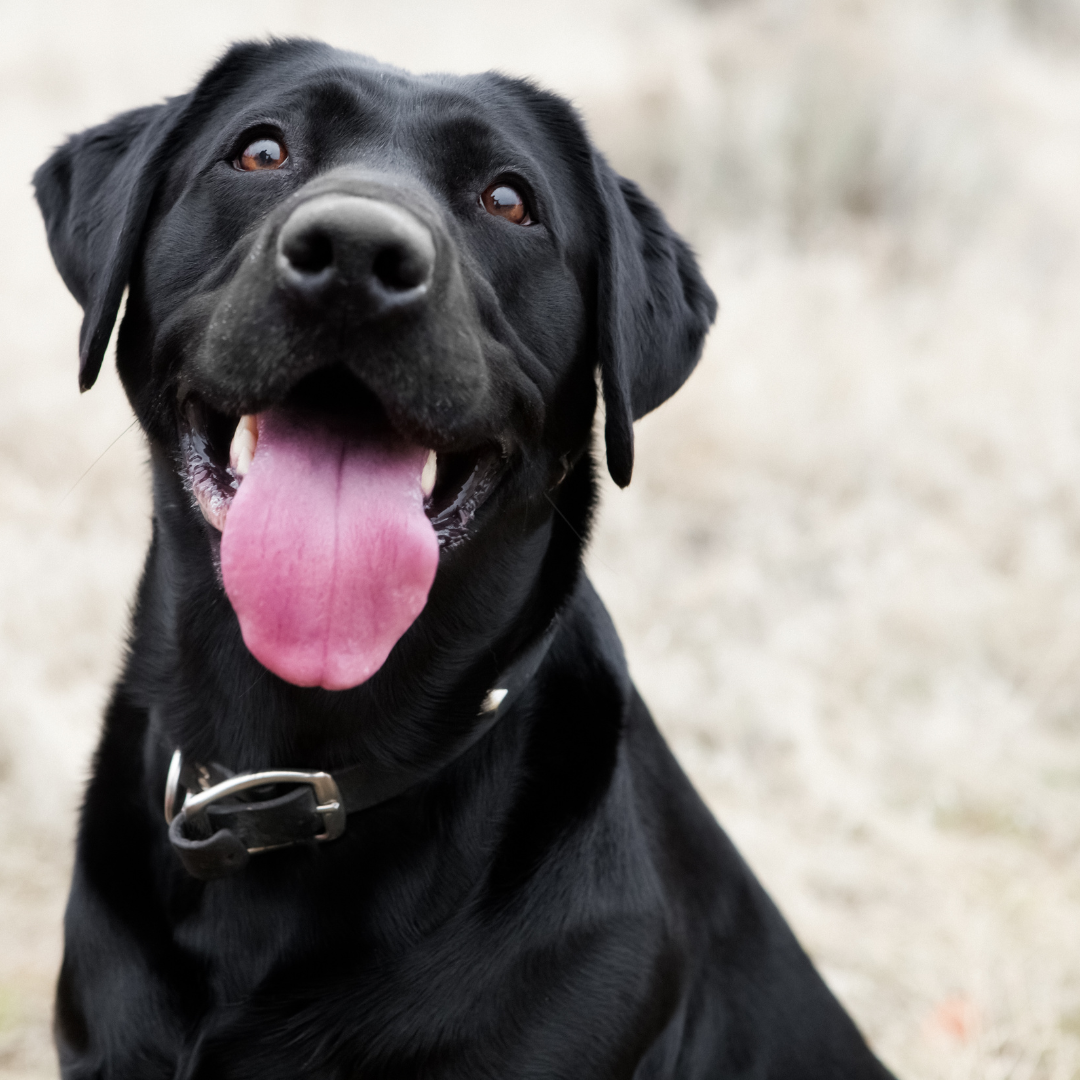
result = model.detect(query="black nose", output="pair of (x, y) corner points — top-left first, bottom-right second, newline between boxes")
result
(276, 195), (436, 315)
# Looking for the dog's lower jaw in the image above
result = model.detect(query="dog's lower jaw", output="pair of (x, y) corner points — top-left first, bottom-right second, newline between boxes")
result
(141, 439), (596, 772)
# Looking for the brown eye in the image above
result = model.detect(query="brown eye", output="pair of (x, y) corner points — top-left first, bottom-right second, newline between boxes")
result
(481, 183), (531, 225)
(237, 137), (287, 171)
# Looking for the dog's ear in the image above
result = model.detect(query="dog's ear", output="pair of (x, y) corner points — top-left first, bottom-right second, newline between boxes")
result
(34, 99), (185, 391)
(592, 156), (717, 488)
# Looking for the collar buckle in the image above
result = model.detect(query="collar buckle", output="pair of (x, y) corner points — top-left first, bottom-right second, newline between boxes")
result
(177, 756), (345, 838)
(166, 749), (345, 843)
(165, 749), (347, 880)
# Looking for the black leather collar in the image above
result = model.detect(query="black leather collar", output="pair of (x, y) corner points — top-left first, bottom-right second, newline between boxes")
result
(164, 617), (561, 880)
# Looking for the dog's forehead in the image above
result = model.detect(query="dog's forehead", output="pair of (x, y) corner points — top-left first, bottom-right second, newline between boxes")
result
(191, 50), (548, 169)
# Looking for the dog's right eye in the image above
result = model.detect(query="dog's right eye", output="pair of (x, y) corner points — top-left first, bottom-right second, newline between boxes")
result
(481, 183), (531, 226)
(236, 138), (288, 171)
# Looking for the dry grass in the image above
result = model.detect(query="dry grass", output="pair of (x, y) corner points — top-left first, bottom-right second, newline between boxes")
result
(3, 0), (1080, 1076)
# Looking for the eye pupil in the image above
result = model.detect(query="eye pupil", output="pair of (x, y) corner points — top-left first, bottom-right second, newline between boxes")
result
(238, 137), (287, 171)
(481, 182), (530, 225)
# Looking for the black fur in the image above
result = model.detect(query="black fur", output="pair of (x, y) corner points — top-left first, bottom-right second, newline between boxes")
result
(35, 40), (893, 1079)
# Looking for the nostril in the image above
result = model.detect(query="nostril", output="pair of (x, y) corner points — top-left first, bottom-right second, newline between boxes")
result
(372, 243), (431, 292)
(282, 228), (334, 275)
(277, 195), (437, 305)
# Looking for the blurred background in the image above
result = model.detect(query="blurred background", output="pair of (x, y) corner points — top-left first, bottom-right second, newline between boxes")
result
(3, 0), (1080, 1075)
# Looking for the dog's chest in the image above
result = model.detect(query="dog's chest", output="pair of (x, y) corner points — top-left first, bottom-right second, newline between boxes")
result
(174, 878), (311, 1004)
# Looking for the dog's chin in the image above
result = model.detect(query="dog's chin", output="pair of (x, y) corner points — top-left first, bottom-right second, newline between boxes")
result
(175, 367), (507, 690)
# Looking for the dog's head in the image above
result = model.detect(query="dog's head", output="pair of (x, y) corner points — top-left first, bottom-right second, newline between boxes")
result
(35, 40), (715, 710)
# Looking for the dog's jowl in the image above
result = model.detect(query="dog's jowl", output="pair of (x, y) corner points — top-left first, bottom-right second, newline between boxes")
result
(35, 40), (894, 1079)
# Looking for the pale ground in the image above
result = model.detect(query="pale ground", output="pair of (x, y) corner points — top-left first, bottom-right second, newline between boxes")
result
(2, 0), (1080, 1076)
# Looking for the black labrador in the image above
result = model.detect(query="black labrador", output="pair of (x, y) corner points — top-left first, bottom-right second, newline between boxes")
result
(35, 40), (895, 1079)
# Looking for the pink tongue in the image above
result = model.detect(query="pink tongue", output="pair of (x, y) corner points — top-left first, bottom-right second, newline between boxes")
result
(220, 411), (438, 690)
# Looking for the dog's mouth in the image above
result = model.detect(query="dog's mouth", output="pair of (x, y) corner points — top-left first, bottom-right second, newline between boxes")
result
(177, 368), (506, 690)
(179, 370), (505, 544)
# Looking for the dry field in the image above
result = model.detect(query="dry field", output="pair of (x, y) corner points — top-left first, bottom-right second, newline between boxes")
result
(3, 0), (1080, 1076)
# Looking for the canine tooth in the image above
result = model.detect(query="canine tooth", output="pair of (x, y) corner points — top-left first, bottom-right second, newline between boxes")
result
(230, 414), (259, 477)
(421, 449), (437, 498)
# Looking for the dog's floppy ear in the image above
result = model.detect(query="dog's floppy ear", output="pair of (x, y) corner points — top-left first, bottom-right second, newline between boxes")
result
(34, 99), (185, 391)
(593, 156), (717, 488)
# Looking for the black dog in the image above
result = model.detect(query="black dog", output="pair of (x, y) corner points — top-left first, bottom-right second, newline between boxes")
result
(35, 40), (894, 1079)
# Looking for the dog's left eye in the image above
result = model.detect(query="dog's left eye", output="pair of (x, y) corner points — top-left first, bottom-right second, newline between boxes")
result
(481, 183), (531, 226)
(236, 138), (288, 171)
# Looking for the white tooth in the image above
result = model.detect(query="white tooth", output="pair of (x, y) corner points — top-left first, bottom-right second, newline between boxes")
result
(235, 438), (254, 478)
(421, 449), (437, 498)
(230, 414), (259, 477)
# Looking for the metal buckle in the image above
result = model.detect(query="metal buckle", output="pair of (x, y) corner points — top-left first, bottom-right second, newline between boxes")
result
(164, 749), (346, 845)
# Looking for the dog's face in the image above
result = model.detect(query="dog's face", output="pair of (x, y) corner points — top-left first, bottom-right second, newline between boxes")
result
(35, 42), (714, 728)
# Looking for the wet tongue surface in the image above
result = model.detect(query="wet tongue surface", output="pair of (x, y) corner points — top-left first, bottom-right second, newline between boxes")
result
(220, 410), (438, 690)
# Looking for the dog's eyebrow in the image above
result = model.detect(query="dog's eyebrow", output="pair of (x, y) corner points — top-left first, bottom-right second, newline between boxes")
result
(208, 74), (378, 146)
(420, 112), (548, 207)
